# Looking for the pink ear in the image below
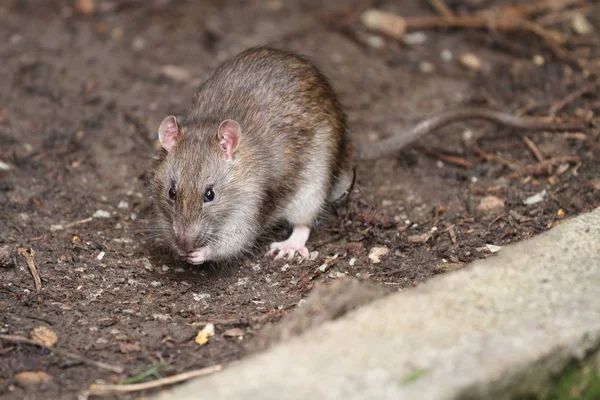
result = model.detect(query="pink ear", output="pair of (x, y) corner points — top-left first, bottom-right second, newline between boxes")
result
(217, 120), (241, 160)
(158, 116), (182, 152)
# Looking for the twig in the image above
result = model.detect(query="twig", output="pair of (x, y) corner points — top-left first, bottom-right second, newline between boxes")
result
(518, 156), (581, 177)
(428, 0), (454, 17)
(63, 217), (94, 228)
(0, 334), (124, 374)
(472, 146), (519, 169)
(549, 78), (600, 115)
(522, 136), (544, 162)
(83, 364), (223, 398)
(418, 147), (473, 168)
(18, 248), (42, 303)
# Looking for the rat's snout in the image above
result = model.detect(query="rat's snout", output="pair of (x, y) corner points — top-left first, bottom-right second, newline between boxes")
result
(173, 225), (202, 254)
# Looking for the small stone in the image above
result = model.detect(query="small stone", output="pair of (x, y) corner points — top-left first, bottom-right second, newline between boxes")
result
(361, 9), (406, 40)
(0, 159), (13, 171)
(96, 251), (105, 261)
(281, 263), (290, 272)
(440, 49), (453, 62)
(223, 328), (245, 338)
(532, 55), (545, 66)
(117, 201), (129, 209)
(93, 210), (110, 218)
(15, 371), (52, 386)
(365, 35), (385, 49)
(50, 224), (64, 231)
(192, 293), (210, 301)
(0, 246), (15, 268)
(572, 14), (593, 35)
(142, 259), (153, 271)
(150, 281), (162, 287)
(132, 36), (146, 51)
(403, 31), (427, 45)
(368, 247), (389, 264)
(349, 257), (357, 266)
(459, 53), (483, 71)
(161, 265), (169, 272)
(477, 195), (505, 214)
(419, 62), (434, 74)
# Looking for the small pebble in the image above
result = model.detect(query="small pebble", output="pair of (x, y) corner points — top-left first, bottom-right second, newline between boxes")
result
(477, 195), (505, 214)
(440, 49), (453, 62)
(93, 210), (110, 218)
(150, 281), (162, 287)
(118, 201), (129, 209)
(96, 251), (105, 261)
(459, 53), (483, 71)
(403, 31), (427, 45)
(368, 247), (389, 264)
(349, 257), (357, 266)
(572, 13), (593, 35)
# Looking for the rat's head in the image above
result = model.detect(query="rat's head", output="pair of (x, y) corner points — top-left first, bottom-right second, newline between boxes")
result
(152, 115), (246, 259)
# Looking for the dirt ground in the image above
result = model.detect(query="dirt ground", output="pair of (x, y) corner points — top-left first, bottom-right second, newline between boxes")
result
(1, 0), (599, 399)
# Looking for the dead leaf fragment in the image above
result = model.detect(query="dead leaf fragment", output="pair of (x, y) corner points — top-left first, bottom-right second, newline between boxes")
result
(407, 232), (432, 244)
(223, 328), (245, 338)
(459, 53), (483, 71)
(477, 195), (505, 214)
(30, 327), (58, 348)
(368, 247), (390, 264)
(15, 371), (52, 386)
(195, 323), (215, 345)
(119, 341), (141, 353)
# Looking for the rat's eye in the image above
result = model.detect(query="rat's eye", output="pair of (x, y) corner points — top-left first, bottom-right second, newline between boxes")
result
(204, 188), (215, 203)
(168, 187), (176, 201)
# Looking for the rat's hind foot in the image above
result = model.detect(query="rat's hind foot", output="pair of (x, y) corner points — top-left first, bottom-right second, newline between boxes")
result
(266, 225), (310, 261)
(187, 247), (210, 265)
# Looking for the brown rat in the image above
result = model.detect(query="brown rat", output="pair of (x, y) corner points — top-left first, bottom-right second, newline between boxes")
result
(152, 46), (585, 264)
(152, 47), (354, 264)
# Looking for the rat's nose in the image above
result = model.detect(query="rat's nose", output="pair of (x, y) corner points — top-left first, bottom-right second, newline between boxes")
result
(175, 231), (197, 253)
(175, 234), (194, 253)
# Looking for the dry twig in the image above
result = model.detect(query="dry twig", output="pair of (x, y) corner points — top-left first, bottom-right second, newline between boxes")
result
(549, 78), (600, 115)
(522, 136), (545, 162)
(428, 0), (454, 17)
(0, 334), (124, 373)
(82, 365), (222, 398)
(18, 248), (42, 303)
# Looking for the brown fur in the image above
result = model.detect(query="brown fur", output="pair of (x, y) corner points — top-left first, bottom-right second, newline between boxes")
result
(152, 47), (355, 262)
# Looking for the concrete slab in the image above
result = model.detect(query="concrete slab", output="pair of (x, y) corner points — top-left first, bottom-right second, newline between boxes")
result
(158, 208), (600, 400)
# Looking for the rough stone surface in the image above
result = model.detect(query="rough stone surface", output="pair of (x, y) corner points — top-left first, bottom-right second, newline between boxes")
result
(158, 208), (600, 400)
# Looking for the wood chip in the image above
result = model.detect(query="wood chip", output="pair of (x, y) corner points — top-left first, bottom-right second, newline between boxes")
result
(361, 9), (407, 39)
(407, 232), (432, 244)
(458, 53), (483, 71)
(15, 371), (52, 386)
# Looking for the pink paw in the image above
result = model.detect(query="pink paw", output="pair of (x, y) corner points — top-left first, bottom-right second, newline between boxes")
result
(266, 242), (309, 261)
(187, 247), (210, 265)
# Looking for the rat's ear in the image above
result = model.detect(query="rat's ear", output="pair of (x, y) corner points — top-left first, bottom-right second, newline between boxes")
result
(158, 116), (182, 152)
(217, 119), (241, 160)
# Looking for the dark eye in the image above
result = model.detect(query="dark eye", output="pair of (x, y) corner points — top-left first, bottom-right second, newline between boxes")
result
(204, 188), (215, 202)
(168, 187), (176, 201)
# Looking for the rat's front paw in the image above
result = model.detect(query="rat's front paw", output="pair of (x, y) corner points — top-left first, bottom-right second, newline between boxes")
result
(266, 241), (309, 261)
(187, 247), (210, 265)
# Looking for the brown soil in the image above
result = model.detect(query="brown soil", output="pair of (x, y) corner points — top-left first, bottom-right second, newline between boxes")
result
(1, 1), (599, 399)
